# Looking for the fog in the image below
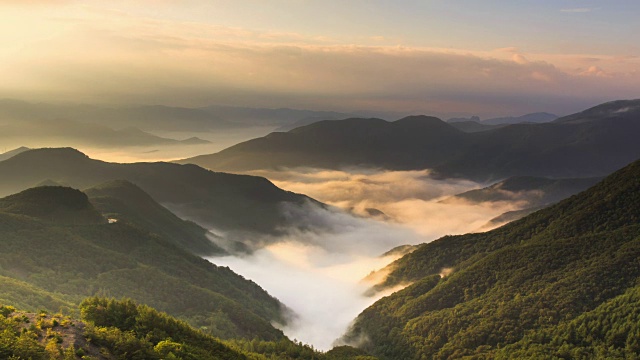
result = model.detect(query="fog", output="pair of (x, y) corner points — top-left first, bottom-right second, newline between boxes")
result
(249, 168), (520, 236)
(208, 168), (524, 350)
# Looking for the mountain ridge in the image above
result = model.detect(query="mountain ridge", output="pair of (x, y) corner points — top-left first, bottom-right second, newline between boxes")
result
(179, 100), (640, 182)
(0, 147), (324, 245)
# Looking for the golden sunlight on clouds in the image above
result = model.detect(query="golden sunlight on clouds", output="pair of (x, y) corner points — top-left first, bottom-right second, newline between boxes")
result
(250, 168), (518, 238)
(0, 2), (638, 115)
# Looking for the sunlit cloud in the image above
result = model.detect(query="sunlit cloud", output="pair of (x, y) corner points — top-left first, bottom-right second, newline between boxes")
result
(250, 168), (518, 237)
(560, 8), (596, 13)
(0, 3), (638, 116)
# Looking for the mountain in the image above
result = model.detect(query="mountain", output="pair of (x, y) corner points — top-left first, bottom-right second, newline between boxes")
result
(179, 100), (640, 182)
(0, 146), (29, 162)
(447, 120), (504, 133)
(0, 186), (105, 225)
(0, 186), (287, 341)
(274, 117), (340, 132)
(447, 115), (481, 123)
(0, 99), (237, 132)
(482, 112), (558, 125)
(0, 148), (322, 245)
(179, 116), (468, 173)
(477, 205), (546, 231)
(0, 117), (211, 148)
(447, 176), (602, 207)
(199, 104), (353, 126)
(553, 99), (640, 124)
(341, 158), (640, 359)
(85, 180), (227, 256)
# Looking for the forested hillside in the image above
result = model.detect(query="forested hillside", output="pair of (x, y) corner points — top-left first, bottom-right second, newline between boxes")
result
(85, 180), (227, 256)
(0, 186), (286, 340)
(0, 298), (377, 360)
(343, 158), (640, 359)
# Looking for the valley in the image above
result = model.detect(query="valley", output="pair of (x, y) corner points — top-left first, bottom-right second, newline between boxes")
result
(1, 1), (639, 358)
(1, 100), (638, 357)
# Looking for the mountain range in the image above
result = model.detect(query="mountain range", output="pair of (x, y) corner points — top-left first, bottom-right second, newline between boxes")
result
(342, 157), (640, 359)
(0, 148), (325, 248)
(179, 100), (640, 182)
(0, 117), (210, 149)
(0, 98), (354, 132)
(447, 112), (558, 125)
(0, 99), (237, 132)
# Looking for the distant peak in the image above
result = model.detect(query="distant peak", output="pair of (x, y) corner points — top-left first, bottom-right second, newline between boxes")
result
(84, 180), (155, 203)
(89, 179), (138, 190)
(395, 115), (444, 123)
(12, 147), (89, 160)
(393, 115), (458, 130)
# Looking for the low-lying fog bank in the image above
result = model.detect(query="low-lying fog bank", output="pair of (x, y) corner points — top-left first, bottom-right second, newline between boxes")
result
(208, 168), (526, 350)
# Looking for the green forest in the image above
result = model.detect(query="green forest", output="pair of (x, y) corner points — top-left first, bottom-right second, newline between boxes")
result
(0, 186), (285, 341)
(0, 298), (376, 360)
(343, 159), (640, 359)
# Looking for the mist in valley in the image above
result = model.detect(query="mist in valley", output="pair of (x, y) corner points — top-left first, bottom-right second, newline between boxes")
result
(207, 168), (526, 349)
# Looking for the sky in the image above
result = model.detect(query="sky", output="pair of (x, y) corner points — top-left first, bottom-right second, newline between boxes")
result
(1, 0), (639, 117)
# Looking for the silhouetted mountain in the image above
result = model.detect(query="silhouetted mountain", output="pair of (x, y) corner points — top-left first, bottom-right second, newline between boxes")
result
(0, 117), (211, 148)
(274, 117), (342, 132)
(0, 99), (237, 132)
(180, 116), (468, 172)
(448, 120), (504, 133)
(0, 148), (323, 245)
(0, 146), (29, 161)
(85, 180), (227, 256)
(553, 99), (640, 124)
(477, 205), (546, 231)
(199, 104), (353, 126)
(180, 100), (640, 182)
(342, 158), (640, 359)
(448, 113), (557, 126)
(0, 186), (287, 340)
(447, 176), (602, 207)
(447, 115), (481, 123)
(482, 112), (558, 125)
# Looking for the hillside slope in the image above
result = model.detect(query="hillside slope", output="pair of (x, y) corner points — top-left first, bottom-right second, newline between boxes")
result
(342, 158), (640, 359)
(0, 186), (286, 340)
(85, 180), (227, 256)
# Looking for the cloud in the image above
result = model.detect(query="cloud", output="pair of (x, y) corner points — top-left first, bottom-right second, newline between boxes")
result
(0, 0), (72, 4)
(250, 168), (518, 238)
(0, 5), (638, 116)
(512, 54), (530, 65)
(560, 8), (596, 13)
(580, 65), (609, 77)
(209, 241), (405, 350)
